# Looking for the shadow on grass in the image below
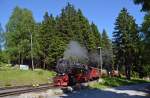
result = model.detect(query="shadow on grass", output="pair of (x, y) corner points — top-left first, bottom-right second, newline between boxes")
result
(114, 83), (150, 94)
(59, 83), (150, 98)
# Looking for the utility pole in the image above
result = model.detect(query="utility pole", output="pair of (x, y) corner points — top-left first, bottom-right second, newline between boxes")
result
(98, 47), (103, 75)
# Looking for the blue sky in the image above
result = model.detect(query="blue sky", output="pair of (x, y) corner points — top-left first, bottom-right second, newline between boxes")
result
(0, 0), (144, 38)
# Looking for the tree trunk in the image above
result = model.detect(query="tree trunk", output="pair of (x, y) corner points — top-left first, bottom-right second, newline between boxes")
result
(43, 61), (45, 69)
(125, 65), (131, 80)
(19, 51), (21, 65)
(21, 57), (23, 64)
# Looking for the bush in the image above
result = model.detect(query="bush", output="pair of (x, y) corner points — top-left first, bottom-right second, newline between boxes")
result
(0, 63), (12, 71)
(143, 65), (150, 76)
(132, 71), (139, 78)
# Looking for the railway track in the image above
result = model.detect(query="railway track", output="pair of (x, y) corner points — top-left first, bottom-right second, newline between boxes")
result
(0, 80), (99, 97)
(0, 84), (55, 97)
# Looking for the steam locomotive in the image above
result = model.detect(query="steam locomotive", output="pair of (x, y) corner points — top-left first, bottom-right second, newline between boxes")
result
(53, 58), (100, 86)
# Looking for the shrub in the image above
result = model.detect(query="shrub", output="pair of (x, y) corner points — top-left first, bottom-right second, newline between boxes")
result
(132, 71), (139, 78)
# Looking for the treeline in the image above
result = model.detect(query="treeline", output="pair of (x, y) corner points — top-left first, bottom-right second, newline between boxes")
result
(0, 1), (150, 79)
(0, 3), (112, 69)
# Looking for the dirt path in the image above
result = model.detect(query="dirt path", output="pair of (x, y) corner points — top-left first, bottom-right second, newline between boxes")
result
(59, 83), (150, 98)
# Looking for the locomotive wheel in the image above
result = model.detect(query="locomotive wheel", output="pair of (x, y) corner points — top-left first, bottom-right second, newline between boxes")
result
(94, 77), (99, 80)
(89, 76), (94, 81)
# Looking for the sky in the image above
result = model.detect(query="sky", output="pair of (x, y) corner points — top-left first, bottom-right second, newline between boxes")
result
(0, 0), (144, 38)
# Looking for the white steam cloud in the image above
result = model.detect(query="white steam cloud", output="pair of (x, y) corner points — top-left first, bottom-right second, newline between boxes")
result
(63, 41), (88, 63)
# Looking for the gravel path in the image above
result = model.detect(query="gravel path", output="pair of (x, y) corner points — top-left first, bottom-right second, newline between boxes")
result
(59, 83), (150, 98)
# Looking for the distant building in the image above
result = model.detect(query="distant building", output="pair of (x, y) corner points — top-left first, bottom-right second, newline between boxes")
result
(20, 64), (29, 70)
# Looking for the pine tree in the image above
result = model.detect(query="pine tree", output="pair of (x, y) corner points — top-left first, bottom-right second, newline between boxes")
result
(101, 29), (111, 49)
(101, 29), (113, 70)
(77, 9), (96, 52)
(113, 8), (140, 79)
(91, 23), (101, 47)
(141, 13), (150, 64)
(57, 3), (103, 63)
(133, 0), (150, 77)
(57, 3), (77, 42)
(133, 0), (150, 11)
(37, 12), (55, 68)
(140, 13), (150, 76)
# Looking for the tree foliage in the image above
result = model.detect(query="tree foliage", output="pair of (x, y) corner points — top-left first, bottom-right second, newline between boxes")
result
(5, 6), (35, 65)
(101, 30), (113, 70)
(134, 0), (150, 11)
(113, 8), (140, 79)
(4, 4), (105, 69)
(139, 13), (150, 77)
(133, 0), (150, 77)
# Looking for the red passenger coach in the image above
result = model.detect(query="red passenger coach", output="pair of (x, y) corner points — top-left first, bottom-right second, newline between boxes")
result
(89, 67), (100, 80)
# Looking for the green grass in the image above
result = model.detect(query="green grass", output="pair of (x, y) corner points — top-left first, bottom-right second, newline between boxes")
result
(89, 77), (150, 89)
(0, 68), (56, 88)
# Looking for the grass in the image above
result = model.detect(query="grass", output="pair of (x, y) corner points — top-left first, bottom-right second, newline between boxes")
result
(89, 77), (150, 89)
(0, 67), (56, 88)
(0, 63), (149, 89)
